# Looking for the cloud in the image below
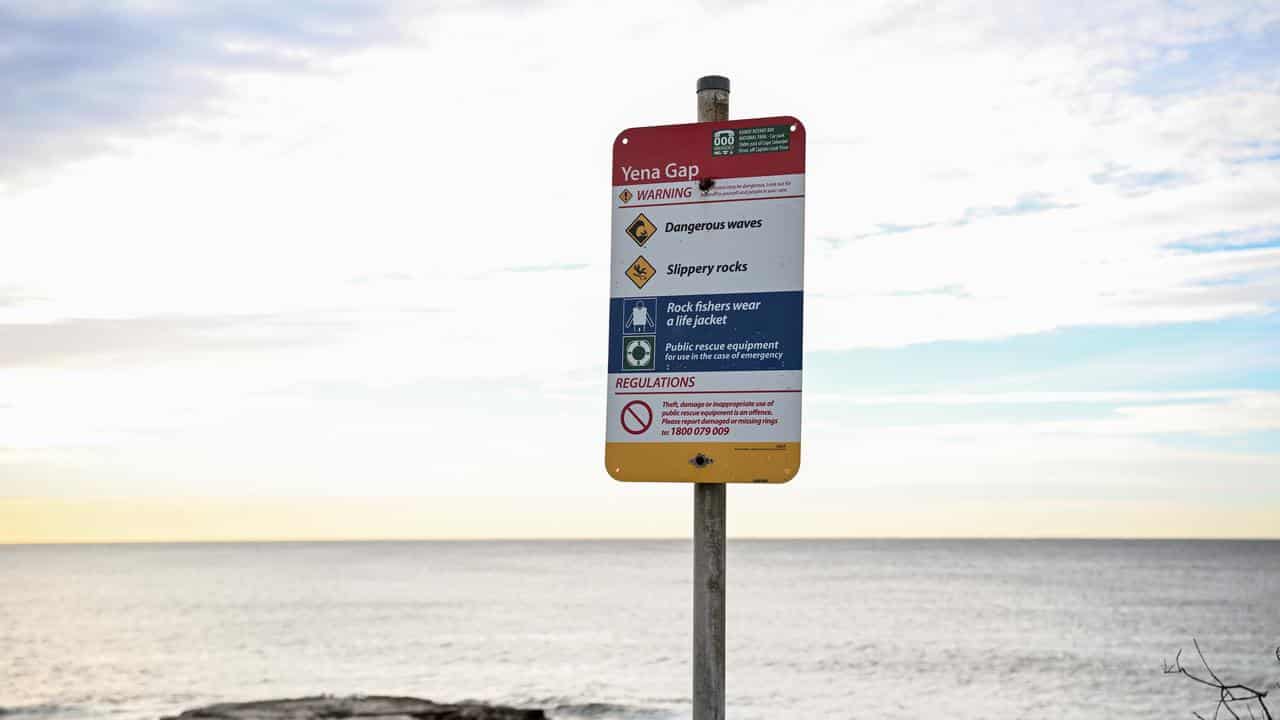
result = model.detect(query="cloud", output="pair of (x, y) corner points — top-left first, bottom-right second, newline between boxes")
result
(0, 312), (351, 368)
(1089, 166), (1188, 195)
(810, 388), (1280, 439)
(498, 263), (590, 273)
(0, 1), (419, 182)
(1127, 22), (1280, 96)
(956, 193), (1078, 222)
(835, 193), (1078, 246)
(1169, 225), (1280, 253)
(0, 287), (41, 308)
(1, 0), (1279, 513)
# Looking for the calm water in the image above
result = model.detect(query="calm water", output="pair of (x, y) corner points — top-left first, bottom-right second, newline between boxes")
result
(1, 540), (1277, 719)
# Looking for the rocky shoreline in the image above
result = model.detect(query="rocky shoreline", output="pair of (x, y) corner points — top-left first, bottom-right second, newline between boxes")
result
(160, 695), (546, 720)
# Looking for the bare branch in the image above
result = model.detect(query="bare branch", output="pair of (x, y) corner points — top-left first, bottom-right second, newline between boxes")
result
(1165, 640), (1274, 720)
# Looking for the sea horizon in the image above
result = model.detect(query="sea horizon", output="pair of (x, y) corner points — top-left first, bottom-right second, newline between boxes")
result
(5, 539), (1277, 720)
(5, 536), (1280, 546)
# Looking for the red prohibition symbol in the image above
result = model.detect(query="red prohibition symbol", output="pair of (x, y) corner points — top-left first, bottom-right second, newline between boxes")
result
(620, 400), (653, 435)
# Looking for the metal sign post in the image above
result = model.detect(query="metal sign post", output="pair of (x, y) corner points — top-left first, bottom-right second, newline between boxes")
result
(694, 472), (726, 720)
(606, 75), (805, 720)
(693, 75), (729, 720)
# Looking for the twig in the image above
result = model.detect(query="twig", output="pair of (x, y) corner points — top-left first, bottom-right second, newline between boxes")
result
(1163, 640), (1275, 720)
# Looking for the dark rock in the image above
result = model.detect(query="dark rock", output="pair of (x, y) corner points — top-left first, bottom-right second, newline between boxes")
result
(161, 695), (546, 720)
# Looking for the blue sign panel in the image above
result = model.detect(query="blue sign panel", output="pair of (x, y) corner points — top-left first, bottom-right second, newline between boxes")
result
(608, 290), (802, 374)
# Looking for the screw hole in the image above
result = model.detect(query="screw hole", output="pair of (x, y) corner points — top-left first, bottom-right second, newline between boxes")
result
(789, 124), (797, 132)
(621, 137), (629, 145)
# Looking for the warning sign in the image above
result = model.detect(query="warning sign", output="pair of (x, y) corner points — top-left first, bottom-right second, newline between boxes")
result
(626, 213), (657, 246)
(625, 255), (656, 289)
(606, 115), (805, 484)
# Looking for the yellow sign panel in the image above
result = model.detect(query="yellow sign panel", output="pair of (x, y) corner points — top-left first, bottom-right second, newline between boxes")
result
(625, 255), (655, 289)
(625, 213), (657, 246)
(606, 442), (800, 484)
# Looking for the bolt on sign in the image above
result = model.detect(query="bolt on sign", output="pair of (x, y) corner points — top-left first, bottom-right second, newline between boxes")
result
(606, 117), (805, 483)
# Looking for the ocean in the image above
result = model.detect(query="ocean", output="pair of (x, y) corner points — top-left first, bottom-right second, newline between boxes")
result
(2, 540), (1277, 719)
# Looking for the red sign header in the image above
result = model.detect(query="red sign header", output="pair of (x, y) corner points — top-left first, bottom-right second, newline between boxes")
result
(612, 116), (805, 186)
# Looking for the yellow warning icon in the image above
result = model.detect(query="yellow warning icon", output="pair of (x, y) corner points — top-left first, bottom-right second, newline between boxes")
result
(626, 255), (656, 289)
(618, 188), (633, 204)
(625, 213), (657, 247)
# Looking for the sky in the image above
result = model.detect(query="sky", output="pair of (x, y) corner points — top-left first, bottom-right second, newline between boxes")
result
(1, 1), (1278, 542)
